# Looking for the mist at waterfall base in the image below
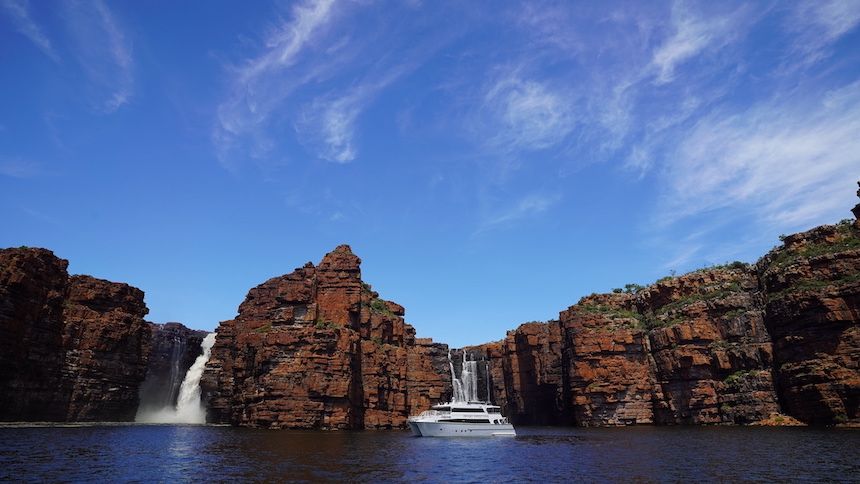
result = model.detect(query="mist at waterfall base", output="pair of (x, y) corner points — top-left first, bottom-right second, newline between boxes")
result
(135, 333), (216, 424)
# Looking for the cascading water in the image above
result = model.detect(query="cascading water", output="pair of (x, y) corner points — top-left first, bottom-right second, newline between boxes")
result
(136, 333), (216, 424)
(485, 358), (491, 404)
(449, 350), (464, 402)
(449, 350), (480, 403)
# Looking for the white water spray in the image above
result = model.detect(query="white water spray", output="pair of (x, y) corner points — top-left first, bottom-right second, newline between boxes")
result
(136, 333), (216, 424)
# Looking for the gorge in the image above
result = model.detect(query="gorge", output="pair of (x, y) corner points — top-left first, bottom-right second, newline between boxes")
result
(1, 185), (859, 428)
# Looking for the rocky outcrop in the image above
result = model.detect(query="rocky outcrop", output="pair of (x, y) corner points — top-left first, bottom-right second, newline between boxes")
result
(0, 248), (152, 422)
(639, 267), (780, 424)
(561, 293), (662, 426)
(200, 245), (450, 429)
(137, 322), (208, 414)
(61, 275), (151, 421)
(759, 222), (860, 425)
(470, 200), (859, 427)
(0, 248), (70, 421)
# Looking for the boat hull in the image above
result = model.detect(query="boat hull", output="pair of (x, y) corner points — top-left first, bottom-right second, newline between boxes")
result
(409, 421), (516, 437)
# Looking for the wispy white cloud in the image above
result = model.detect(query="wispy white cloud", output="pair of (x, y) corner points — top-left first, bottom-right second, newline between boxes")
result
(296, 91), (361, 163)
(661, 81), (860, 231)
(784, 0), (860, 67)
(480, 71), (576, 153)
(649, 2), (746, 85)
(295, 64), (413, 163)
(1, 0), (59, 62)
(64, 0), (134, 112)
(475, 192), (560, 234)
(214, 0), (339, 168)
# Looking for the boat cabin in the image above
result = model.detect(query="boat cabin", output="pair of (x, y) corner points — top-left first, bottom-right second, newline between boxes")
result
(429, 403), (510, 424)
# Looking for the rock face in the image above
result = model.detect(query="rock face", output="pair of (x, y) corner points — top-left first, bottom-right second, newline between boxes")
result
(201, 245), (450, 429)
(137, 322), (208, 414)
(638, 267), (779, 425)
(0, 248), (152, 422)
(759, 222), (860, 425)
(561, 293), (662, 426)
(62, 275), (151, 421)
(468, 322), (567, 425)
(472, 215), (858, 426)
(0, 248), (70, 421)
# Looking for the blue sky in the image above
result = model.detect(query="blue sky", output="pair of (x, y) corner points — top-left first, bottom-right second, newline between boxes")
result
(2, 0), (859, 347)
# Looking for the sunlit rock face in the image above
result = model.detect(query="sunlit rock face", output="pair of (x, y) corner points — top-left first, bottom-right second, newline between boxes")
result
(468, 193), (859, 426)
(200, 245), (451, 429)
(0, 248), (152, 422)
(62, 275), (151, 421)
(759, 222), (860, 425)
(637, 267), (780, 425)
(561, 293), (662, 426)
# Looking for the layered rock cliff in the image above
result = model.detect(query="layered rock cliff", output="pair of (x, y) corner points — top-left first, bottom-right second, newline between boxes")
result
(472, 209), (858, 427)
(0, 248), (152, 422)
(200, 245), (450, 429)
(62, 275), (151, 421)
(759, 222), (860, 425)
(0, 248), (70, 421)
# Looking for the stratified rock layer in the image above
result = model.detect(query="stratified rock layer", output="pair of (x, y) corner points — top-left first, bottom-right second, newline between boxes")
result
(62, 275), (151, 421)
(0, 248), (152, 422)
(759, 223), (860, 425)
(470, 196), (859, 426)
(0, 248), (70, 421)
(201, 245), (450, 429)
(561, 293), (661, 426)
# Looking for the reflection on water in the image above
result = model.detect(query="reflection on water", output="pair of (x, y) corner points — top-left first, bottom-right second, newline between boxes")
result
(1, 425), (858, 482)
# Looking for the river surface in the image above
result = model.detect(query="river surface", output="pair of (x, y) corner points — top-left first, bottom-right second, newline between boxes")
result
(0, 425), (857, 482)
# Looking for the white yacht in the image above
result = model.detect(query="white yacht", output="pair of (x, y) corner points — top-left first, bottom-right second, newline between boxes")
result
(408, 401), (516, 437)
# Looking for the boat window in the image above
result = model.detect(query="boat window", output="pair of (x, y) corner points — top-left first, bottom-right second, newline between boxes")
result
(487, 408), (500, 413)
(439, 419), (491, 423)
(434, 407), (450, 412)
(452, 408), (485, 413)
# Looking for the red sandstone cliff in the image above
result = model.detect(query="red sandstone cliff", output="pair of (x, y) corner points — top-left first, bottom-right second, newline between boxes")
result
(759, 222), (860, 425)
(470, 187), (859, 427)
(200, 245), (450, 429)
(0, 248), (152, 422)
(62, 275), (151, 421)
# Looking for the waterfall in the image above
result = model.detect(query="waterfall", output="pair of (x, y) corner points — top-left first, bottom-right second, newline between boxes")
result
(485, 358), (491, 404)
(449, 350), (480, 403)
(449, 350), (465, 402)
(136, 333), (216, 424)
(165, 336), (186, 407)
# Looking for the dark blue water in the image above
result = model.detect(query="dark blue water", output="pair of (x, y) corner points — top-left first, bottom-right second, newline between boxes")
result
(0, 425), (857, 482)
